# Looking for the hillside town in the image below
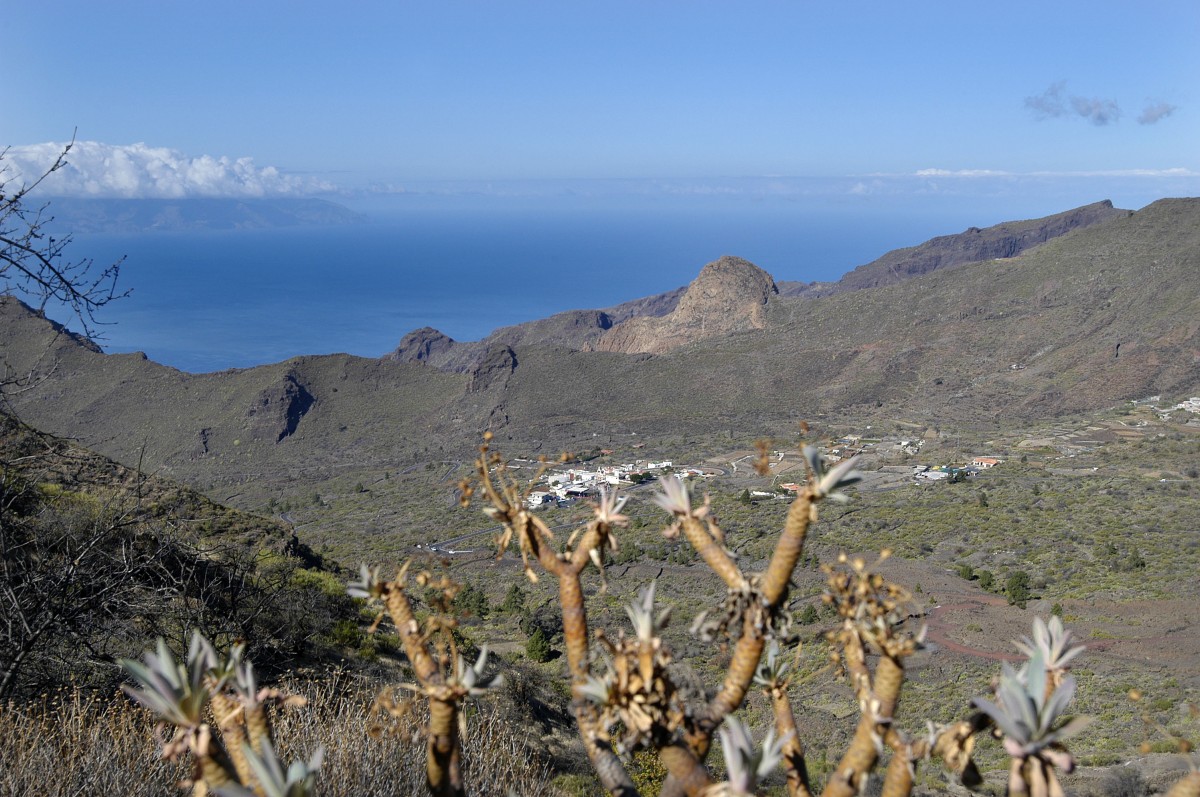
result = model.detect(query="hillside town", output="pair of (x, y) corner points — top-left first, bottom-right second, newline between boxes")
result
(511, 432), (1012, 511)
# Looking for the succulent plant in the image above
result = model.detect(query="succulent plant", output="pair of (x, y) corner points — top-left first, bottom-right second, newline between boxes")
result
(591, 485), (629, 527)
(972, 648), (1090, 797)
(346, 563), (384, 600)
(713, 716), (788, 796)
(625, 581), (672, 644)
(455, 645), (504, 696)
(651, 473), (697, 518)
(1014, 616), (1085, 681)
(120, 631), (217, 731)
(752, 641), (792, 690)
(214, 742), (323, 797)
(581, 582), (682, 750)
(973, 649), (1087, 757)
(802, 445), (861, 503)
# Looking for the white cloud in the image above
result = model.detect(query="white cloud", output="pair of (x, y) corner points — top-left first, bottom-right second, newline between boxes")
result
(1, 141), (336, 198)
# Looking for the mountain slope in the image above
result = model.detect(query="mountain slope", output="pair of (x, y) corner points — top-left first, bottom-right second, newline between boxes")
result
(778, 199), (1129, 298)
(2, 198), (1196, 494)
(0, 409), (353, 698)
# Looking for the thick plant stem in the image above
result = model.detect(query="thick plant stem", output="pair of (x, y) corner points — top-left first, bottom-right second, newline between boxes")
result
(559, 570), (590, 686)
(384, 586), (439, 684)
(665, 487), (822, 797)
(383, 583), (464, 796)
(658, 739), (712, 797)
(872, 655), (904, 721)
(561, 564), (638, 797)
(761, 488), (815, 604)
(427, 697), (464, 797)
(1166, 772), (1200, 797)
(822, 656), (906, 797)
(192, 726), (236, 795)
(679, 517), (745, 590)
(822, 714), (879, 797)
(705, 622), (765, 728)
(209, 691), (254, 788)
(772, 689), (813, 797)
(881, 745), (915, 797)
(244, 703), (271, 758)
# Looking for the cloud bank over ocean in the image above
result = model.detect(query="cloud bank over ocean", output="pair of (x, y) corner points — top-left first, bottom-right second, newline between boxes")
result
(3, 141), (335, 199)
(5, 140), (1197, 212)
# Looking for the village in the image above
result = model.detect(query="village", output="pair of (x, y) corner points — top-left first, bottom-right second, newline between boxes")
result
(510, 433), (1008, 511)
(513, 457), (715, 510)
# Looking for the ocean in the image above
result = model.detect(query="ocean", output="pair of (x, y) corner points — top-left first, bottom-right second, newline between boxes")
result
(61, 197), (1042, 373)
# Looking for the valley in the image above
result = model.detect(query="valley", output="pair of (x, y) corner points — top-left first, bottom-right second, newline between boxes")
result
(3, 196), (1198, 795)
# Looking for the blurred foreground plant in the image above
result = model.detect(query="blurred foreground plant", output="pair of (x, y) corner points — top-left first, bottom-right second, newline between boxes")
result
(120, 631), (320, 796)
(122, 434), (1200, 797)
(454, 434), (1002, 797)
(347, 561), (503, 797)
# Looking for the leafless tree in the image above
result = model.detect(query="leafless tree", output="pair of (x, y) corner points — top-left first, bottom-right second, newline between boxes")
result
(1, 134), (126, 341)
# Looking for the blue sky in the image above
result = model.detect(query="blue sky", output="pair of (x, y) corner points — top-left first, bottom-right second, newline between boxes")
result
(4, 1), (1198, 206)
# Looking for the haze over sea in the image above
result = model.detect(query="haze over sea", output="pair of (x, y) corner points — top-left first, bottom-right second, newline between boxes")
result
(66, 193), (1107, 373)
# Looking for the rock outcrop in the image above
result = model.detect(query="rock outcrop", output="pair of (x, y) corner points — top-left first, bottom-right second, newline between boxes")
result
(244, 372), (315, 442)
(466, 345), (517, 393)
(593, 256), (778, 354)
(385, 327), (457, 365)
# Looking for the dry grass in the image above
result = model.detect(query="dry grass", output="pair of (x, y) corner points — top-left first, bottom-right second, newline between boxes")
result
(1, 674), (561, 797)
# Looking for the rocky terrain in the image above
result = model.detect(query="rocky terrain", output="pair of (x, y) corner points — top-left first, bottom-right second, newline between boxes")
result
(591, 255), (778, 354)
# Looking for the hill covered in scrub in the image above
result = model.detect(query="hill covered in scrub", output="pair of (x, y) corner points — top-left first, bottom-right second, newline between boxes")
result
(3, 197), (1196, 499)
(0, 410), (357, 700)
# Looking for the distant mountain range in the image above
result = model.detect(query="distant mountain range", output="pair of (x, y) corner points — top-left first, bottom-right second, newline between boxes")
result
(387, 200), (1128, 367)
(41, 197), (365, 233)
(3, 198), (1197, 495)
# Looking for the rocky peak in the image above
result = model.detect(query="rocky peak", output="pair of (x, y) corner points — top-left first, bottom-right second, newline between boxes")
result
(594, 256), (778, 354)
(672, 256), (777, 326)
(385, 327), (457, 364)
(244, 371), (315, 443)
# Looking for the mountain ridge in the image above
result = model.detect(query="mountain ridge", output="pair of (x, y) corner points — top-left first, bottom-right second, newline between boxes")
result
(390, 200), (1128, 370)
(2, 197), (1196, 499)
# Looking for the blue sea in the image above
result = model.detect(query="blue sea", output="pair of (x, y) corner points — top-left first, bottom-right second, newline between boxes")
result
(61, 195), (1058, 373)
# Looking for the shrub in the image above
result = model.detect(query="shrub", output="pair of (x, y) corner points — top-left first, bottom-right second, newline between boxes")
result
(1006, 570), (1032, 608)
(525, 627), (552, 662)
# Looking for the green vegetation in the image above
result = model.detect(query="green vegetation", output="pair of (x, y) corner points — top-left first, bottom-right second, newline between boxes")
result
(525, 627), (552, 662)
(0, 412), (356, 701)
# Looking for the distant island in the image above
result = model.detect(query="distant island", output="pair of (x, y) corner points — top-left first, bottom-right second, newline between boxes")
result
(41, 196), (366, 233)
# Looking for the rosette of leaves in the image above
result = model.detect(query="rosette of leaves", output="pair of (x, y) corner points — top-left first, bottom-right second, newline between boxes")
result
(121, 632), (320, 796)
(1014, 616), (1085, 692)
(215, 743), (323, 797)
(455, 646), (504, 697)
(802, 445), (862, 503)
(708, 716), (787, 796)
(121, 632), (217, 736)
(580, 582), (682, 751)
(972, 649), (1089, 797)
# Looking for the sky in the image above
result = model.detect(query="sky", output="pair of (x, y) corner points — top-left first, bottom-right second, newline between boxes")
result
(3, 1), (1199, 209)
